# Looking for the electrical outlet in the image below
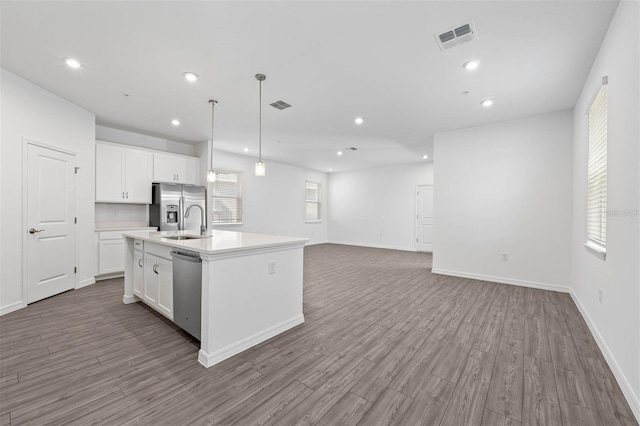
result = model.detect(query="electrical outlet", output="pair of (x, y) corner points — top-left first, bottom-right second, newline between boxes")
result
(502, 252), (509, 261)
(112, 209), (118, 216)
(268, 261), (276, 275)
(599, 288), (603, 303)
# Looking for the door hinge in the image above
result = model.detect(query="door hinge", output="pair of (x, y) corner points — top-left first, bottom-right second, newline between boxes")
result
(74, 217), (77, 224)
(75, 167), (80, 174)
(74, 266), (77, 274)
(416, 238), (419, 242)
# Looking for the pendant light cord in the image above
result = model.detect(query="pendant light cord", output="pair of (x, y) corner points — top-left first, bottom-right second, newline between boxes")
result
(209, 99), (216, 171)
(259, 78), (262, 162)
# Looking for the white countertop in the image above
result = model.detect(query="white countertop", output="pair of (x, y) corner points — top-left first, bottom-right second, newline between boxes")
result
(122, 229), (308, 255)
(96, 223), (157, 232)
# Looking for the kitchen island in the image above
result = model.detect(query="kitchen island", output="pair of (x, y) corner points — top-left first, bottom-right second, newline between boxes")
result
(121, 229), (307, 368)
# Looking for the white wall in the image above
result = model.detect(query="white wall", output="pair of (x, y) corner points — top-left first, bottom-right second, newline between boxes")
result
(328, 163), (433, 251)
(197, 143), (328, 245)
(1, 69), (96, 314)
(432, 111), (573, 290)
(96, 125), (196, 156)
(571, 0), (639, 416)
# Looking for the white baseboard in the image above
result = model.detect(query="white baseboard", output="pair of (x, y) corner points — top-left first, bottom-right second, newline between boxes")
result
(122, 294), (138, 304)
(0, 300), (26, 316)
(198, 314), (305, 368)
(569, 291), (640, 422)
(305, 240), (329, 246)
(328, 240), (417, 252)
(431, 268), (572, 293)
(76, 277), (96, 289)
(95, 272), (124, 281)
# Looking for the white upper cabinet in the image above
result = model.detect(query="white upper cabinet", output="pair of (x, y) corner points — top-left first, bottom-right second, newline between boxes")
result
(153, 153), (199, 185)
(124, 149), (153, 202)
(95, 142), (152, 203)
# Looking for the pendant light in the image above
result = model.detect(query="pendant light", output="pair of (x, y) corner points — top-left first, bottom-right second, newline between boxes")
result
(255, 73), (266, 177)
(206, 99), (217, 182)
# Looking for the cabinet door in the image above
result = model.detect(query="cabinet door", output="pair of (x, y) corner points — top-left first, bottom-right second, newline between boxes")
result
(153, 154), (176, 183)
(133, 250), (144, 298)
(125, 149), (153, 203)
(176, 156), (199, 184)
(98, 239), (125, 274)
(143, 253), (159, 305)
(156, 257), (173, 319)
(95, 143), (124, 202)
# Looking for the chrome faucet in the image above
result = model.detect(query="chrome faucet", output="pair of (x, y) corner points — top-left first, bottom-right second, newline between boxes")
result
(184, 204), (206, 236)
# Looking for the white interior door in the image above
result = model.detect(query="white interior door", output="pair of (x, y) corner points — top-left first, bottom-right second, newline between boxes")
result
(26, 144), (77, 303)
(416, 185), (434, 252)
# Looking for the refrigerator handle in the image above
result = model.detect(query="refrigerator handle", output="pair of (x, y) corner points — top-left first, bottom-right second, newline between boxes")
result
(178, 195), (184, 231)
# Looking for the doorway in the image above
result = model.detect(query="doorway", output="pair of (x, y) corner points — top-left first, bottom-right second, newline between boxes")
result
(416, 185), (434, 252)
(24, 142), (77, 303)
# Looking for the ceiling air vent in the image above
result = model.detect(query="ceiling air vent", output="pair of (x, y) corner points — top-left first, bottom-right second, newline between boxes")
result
(346, 147), (358, 151)
(270, 100), (292, 110)
(435, 20), (477, 51)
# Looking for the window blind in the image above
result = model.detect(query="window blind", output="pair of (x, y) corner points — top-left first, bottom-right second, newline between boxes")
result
(586, 80), (607, 246)
(210, 169), (242, 224)
(305, 181), (322, 221)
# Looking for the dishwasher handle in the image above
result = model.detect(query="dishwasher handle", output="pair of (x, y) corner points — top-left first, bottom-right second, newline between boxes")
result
(170, 251), (202, 263)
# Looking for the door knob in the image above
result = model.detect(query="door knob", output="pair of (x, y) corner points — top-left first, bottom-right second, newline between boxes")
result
(29, 228), (44, 234)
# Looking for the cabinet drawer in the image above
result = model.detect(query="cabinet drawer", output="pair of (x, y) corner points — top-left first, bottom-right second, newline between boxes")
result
(98, 230), (125, 240)
(145, 241), (173, 260)
(133, 239), (144, 250)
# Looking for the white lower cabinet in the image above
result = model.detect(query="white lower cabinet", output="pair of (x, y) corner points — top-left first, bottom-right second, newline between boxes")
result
(142, 252), (173, 320)
(133, 250), (144, 298)
(98, 239), (125, 274)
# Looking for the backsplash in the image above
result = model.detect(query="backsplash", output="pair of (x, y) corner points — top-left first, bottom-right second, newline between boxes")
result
(95, 203), (148, 228)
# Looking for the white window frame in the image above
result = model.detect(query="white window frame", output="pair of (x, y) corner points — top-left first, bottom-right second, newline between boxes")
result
(584, 76), (608, 260)
(305, 181), (322, 223)
(210, 168), (243, 225)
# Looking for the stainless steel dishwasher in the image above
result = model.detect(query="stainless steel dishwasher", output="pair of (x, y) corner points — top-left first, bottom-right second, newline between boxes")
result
(170, 250), (202, 340)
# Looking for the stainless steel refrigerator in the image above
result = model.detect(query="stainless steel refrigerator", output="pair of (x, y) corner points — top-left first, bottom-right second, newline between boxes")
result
(149, 183), (207, 232)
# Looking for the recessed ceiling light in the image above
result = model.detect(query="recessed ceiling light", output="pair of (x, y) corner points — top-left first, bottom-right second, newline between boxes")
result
(64, 58), (81, 69)
(183, 72), (199, 82)
(354, 117), (364, 125)
(422, 154), (429, 159)
(481, 99), (494, 107)
(243, 147), (250, 152)
(171, 119), (180, 126)
(337, 151), (343, 156)
(329, 168), (333, 171)
(463, 60), (480, 71)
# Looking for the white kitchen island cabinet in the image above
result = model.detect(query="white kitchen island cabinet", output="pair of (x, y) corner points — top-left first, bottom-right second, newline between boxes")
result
(122, 230), (307, 368)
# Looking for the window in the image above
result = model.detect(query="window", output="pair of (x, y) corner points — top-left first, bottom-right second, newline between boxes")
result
(210, 169), (242, 224)
(586, 77), (608, 251)
(305, 181), (322, 222)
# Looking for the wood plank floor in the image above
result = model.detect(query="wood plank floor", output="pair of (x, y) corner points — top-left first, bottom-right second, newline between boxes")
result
(0, 244), (636, 425)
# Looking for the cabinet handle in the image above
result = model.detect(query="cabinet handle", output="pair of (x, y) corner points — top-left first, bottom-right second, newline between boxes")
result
(153, 264), (159, 274)
(122, 192), (125, 199)
(138, 259), (143, 267)
(126, 192), (129, 199)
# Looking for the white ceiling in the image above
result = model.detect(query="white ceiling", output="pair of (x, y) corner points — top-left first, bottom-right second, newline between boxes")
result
(1, 1), (618, 173)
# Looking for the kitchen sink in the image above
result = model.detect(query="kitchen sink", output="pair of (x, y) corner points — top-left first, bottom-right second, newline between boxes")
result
(163, 235), (207, 240)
